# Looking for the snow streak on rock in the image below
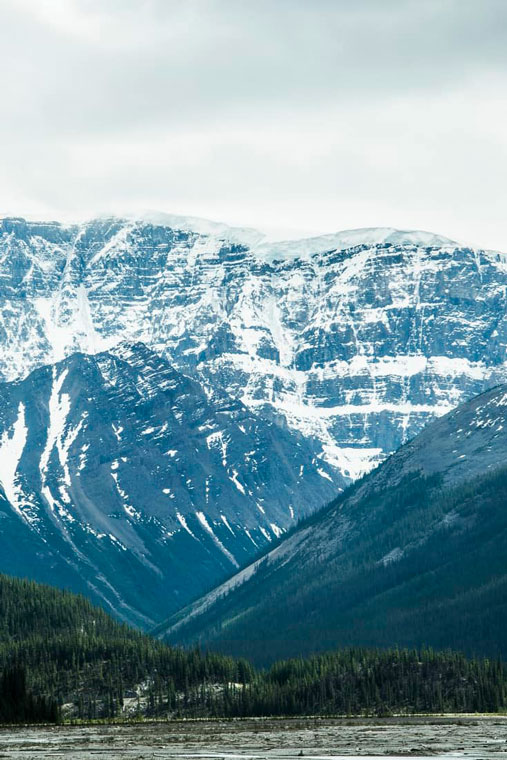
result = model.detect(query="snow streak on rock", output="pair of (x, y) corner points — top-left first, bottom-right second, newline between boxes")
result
(0, 403), (28, 521)
(1, 216), (507, 483)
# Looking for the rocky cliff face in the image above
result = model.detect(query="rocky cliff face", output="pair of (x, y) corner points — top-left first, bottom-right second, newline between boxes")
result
(1, 215), (506, 482)
(0, 343), (336, 626)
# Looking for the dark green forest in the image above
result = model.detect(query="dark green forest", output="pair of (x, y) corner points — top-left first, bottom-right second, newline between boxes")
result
(0, 574), (253, 721)
(1, 573), (507, 722)
(0, 665), (59, 724)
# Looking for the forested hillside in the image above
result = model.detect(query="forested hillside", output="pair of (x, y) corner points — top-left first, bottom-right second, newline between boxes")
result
(0, 574), (253, 720)
(1, 574), (507, 721)
(0, 665), (59, 724)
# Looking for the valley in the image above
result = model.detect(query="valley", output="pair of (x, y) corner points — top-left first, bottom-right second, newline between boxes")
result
(162, 384), (507, 662)
(2, 218), (507, 730)
(2, 0), (506, 753)
(2, 216), (507, 628)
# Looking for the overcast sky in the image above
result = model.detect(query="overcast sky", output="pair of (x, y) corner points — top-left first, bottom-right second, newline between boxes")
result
(1, 0), (507, 247)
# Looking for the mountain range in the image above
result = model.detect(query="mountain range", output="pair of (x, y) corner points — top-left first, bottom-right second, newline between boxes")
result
(2, 215), (507, 482)
(1, 213), (507, 632)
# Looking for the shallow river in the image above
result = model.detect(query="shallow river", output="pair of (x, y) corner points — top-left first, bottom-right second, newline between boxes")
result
(1, 716), (507, 759)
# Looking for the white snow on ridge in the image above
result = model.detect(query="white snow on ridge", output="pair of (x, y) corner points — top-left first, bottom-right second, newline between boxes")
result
(176, 512), (196, 539)
(59, 413), (86, 487)
(38, 368), (87, 515)
(122, 211), (265, 248)
(206, 431), (228, 467)
(309, 355), (487, 381)
(90, 216), (461, 264)
(254, 398), (453, 419)
(88, 222), (135, 266)
(40, 369), (71, 479)
(33, 288), (110, 366)
(381, 547), (404, 565)
(317, 467), (333, 482)
(37, 370), (88, 508)
(0, 402), (29, 520)
(322, 444), (383, 481)
(253, 227), (459, 262)
(220, 514), (235, 535)
(111, 468), (141, 520)
(229, 469), (246, 494)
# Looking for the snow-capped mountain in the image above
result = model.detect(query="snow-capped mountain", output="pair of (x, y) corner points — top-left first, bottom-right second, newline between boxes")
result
(159, 384), (507, 663)
(0, 343), (336, 626)
(2, 214), (507, 482)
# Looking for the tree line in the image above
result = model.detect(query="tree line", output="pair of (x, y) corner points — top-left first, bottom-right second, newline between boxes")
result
(2, 573), (507, 722)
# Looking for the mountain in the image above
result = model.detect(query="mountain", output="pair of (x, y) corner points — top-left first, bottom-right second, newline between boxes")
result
(3, 213), (507, 638)
(159, 384), (507, 664)
(2, 215), (507, 482)
(0, 343), (336, 627)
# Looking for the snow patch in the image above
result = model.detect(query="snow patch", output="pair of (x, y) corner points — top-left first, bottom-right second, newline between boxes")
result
(195, 511), (239, 567)
(0, 403), (29, 521)
(229, 469), (246, 494)
(176, 512), (196, 539)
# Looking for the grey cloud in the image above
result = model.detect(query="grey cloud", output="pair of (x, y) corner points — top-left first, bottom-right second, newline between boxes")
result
(2, 0), (507, 138)
(1, 0), (507, 251)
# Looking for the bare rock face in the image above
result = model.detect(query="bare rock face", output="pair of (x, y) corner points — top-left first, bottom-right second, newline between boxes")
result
(1, 216), (506, 482)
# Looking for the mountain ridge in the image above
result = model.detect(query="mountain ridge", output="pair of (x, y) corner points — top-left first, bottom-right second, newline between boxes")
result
(0, 213), (463, 253)
(159, 383), (507, 663)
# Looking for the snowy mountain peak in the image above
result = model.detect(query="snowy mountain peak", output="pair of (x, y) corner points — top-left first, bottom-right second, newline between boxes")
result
(253, 226), (460, 262)
(0, 212), (267, 250)
(1, 214), (460, 259)
(0, 213), (506, 484)
(106, 211), (267, 248)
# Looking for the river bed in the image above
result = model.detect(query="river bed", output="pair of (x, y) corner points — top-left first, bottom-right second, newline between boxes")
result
(1, 716), (507, 759)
